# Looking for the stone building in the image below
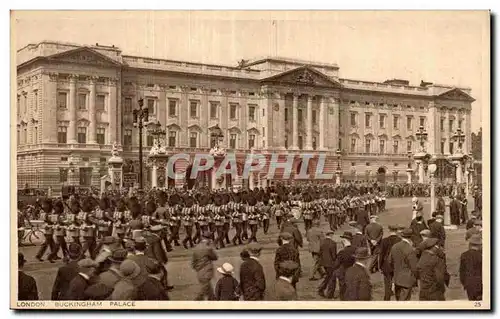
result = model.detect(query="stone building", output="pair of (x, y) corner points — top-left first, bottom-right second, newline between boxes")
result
(16, 41), (475, 191)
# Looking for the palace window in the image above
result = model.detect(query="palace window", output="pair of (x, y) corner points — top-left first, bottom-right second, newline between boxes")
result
(190, 101), (198, 118)
(123, 129), (132, 146)
(248, 134), (256, 149)
(407, 116), (413, 130)
(96, 95), (106, 111)
(407, 140), (413, 152)
(458, 119), (463, 130)
(230, 104), (237, 120)
(393, 140), (399, 154)
(79, 167), (92, 186)
(365, 113), (372, 128)
(312, 110), (317, 124)
(350, 113), (357, 127)
(190, 132), (198, 148)
(393, 115), (400, 129)
(23, 128), (27, 144)
(146, 134), (154, 147)
(168, 131), (177, 147)
(298, 136), (303, 150)
(285, 135), (289, 149)
(124, 98), (132, 114)
(449, 119), (454, 132)
(419, 116), (426, 128)
(440, 117), (445, 132)
(298, 109), (303, 123)
(210, 133), (218, 148)
(449, 142), (454, 154)
(350, 138), (356, 152)
(147, 99), (155, 115)
(58, 126), (67, 144)
(365, 139), (371, 153)
(77, 127), (87, 144)
(59, 168), (68, 183)
(379, 114), (386, 129)
(441, 140), (446, 154)
(285, 108), (289, 122)
(380, 140), (385, 154)
(312, 137), (317, 150)
(57, 92), (67, 109)
(97, 128), (105, 145)
(248, 105), (256, 121)
(33, 90), (38, 113)
(230, 134), (237, 149)
(78, 93), (86, 110)
(210, 102), (219, 119)
(168, 99), (177, 117)
(33, 127), (38, 144)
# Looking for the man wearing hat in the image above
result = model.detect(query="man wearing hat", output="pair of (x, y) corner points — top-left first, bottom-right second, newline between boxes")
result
(344, 247), (372, 301)
(127, 237), (151, 287)
(51, 243), (82, 300)
(214, 262), (240, 301)
(280, 218), (303, 249)
(335, 231), (357, 301)
(18, 253), (39, 300)
(350, 221), (370, 251)
(96, 248), (127, 290)
(318, 230), (338, 299)
(459, 234), (483, 300)
(191, 231), (218, 300)
(354, 205), (370, 233)
(136, 258), (170, 300)
(306, 219), (326, 281)
(61, 258), (97, 300)
(410, 210), (428, 247)
(389, 228), (418, 301)
(466, 219), (482, 241)
(379, 225), (402, 300)
(274, 232), (301, 288)
(429, 215), (446, 248)
(273, 260), (299, 301)
(94, 236), (119, 264)
(416, 238), (450, 301)
(110, 259), (142, 300)
(239, 242), (266, 301)
(365, 215), (384, 273)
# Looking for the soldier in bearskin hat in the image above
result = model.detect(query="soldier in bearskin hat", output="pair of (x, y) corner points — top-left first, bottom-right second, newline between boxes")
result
(167, 193), (182, 247)
(112, 199), (128, 248)
(195, 193), (211, 243)
(230, 191), (244, 246)
(272, 195), (284, 230)
(302, 191), (314, 232)
(247, 193), (260, 243)
(212, 194), (226, 249)
(240, 190), (249, 241)
(78, 197), (99, 259)
(95, 197), (113, 238)
(181, 196), (195, 249)
(64, 198), (81, 246)
(35, 198), (57, 262)
(50, 200), (69, 262)
(221, 193), (231, 245)
(261, 194), (271, 235)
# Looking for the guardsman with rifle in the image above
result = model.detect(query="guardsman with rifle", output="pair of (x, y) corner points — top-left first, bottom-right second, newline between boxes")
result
(213, 194), (225, 249)
(78, 197), (98, 259)
(95, 197), (113, 238)
(191, 194), (203, 244)
(302, 192), (314, 232)
(221, 193), (231, 246)
(182, 196), (195, 249)
(35, 198), (56, 262)
(272, 195), (284, 230)
(112, 199), (128, 246)
(167, 193), (182, 247)
(261, 195), (271, 235)
(230, 192), (243, 246)
(241, 190), (249, 241)
(142, 200), (156, 231)
(64, 199), (81, 245)
(127, 201), (144, 240)
(51, 200), (69, 262)
(151, 193), (173, 252)
(247, 193), (260, 243)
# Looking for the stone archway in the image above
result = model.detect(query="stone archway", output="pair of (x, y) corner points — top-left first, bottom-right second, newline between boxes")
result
(377, 166), (387, 184)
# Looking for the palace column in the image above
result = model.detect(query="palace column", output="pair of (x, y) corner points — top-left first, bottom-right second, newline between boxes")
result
(306, 95), (313, 150)
(318, 96), (325, 150)
(88, 76), (98, 144)
(68, 74), (78, 144)
(291, 93), (299, 150)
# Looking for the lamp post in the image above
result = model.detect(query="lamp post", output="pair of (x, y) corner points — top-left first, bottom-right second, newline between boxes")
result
(335, 148), (342, 185)
(209, 124), (226, 190)
(414, 125), (428, 183)
(406, 151), (413, 184)
(449, 128), (467, 187)
(428, 161), (437, 219)
(133, 98), (149, 189)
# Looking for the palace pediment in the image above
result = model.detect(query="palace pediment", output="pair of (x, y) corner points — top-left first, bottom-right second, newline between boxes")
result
(46, 47), (122, 67)
(437, 88), (475, 102)
(260, 66), (342, 88)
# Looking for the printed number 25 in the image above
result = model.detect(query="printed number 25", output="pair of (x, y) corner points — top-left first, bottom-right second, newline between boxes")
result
(474, 302), (482, 307)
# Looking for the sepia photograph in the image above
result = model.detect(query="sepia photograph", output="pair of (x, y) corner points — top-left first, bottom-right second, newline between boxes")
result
(10, 10), (490, 310)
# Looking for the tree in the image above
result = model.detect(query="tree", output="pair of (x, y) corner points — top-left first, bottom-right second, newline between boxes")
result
(471, 128), (482, 160)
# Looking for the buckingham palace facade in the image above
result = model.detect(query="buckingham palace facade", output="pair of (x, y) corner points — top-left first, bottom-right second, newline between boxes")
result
(16, 41), (475, 191)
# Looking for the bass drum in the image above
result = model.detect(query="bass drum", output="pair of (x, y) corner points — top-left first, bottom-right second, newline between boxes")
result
(291, 206), (302, 220)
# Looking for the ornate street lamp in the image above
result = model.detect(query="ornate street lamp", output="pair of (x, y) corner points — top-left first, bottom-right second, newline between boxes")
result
(335, 148), (342, 186)
(133, 98), (149, 189)
(414, 126), (429, 183)
(147, 121), (166, 147)
(212, 124), (224, 147)
(452, 128), (466, 154)
(415, 125), (428, 153)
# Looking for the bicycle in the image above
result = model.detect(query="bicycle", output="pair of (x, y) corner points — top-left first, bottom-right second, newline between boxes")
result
(19, 220), (44, 246)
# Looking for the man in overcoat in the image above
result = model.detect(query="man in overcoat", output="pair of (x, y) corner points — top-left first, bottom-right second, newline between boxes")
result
(459, 234), (483, 300)
(378, 225), (402, 300)
(389, 228), (418, 301)
(239, 242), (266, 300)
(344, 247), (372, 301)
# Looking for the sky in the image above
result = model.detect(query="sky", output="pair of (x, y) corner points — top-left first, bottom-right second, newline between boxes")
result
(13, 10), (489, 132)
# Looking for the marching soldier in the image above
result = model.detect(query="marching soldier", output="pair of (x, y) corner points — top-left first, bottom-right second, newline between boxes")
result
(272, 196), (284, 230)
(95, 197), (112, 239)
(261, 195), (271, 235)
(247, 193), (260, 243)
(213, 194), (225, 249)
(78, 197), (98, 260)
(167, 194), (181, 247)
(35, 198), (57, 262)
(51, 200), (69, 262)
(182, 196), (195, 249)
(230, 192), (243, 246)
(151, 193), (172, 252)
(112, 199), (128, 246)
(64, 199), (80, 245)
(222, 194), (231, 245)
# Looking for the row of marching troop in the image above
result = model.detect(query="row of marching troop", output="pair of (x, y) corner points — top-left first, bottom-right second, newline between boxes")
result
(17, 182), (482, 302)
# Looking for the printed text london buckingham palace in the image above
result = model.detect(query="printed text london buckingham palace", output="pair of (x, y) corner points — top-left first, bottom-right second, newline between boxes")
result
(16, 41), (475, 192)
